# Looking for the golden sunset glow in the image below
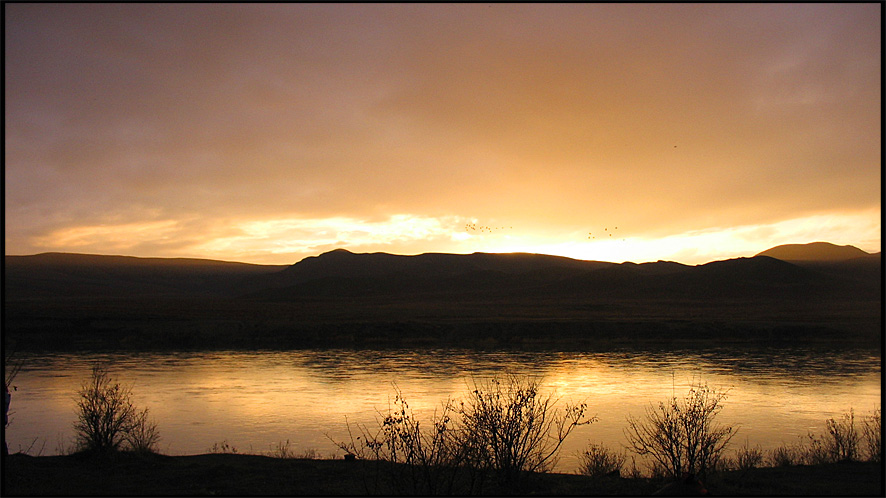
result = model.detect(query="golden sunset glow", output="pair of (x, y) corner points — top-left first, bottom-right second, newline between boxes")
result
(5, 4), (881, 265)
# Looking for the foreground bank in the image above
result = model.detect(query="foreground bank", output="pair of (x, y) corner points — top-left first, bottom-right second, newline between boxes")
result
(3, 452), (882, 496)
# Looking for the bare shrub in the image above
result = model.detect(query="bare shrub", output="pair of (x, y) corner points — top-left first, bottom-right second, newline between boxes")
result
(861, 408), (880, 462)
(298, 447), (320, 459)
(209, 440), (239, 454)
(577, 443), (626, 477)
(800, 409), (860, 464)
(74, 364), (138, 452)
(457, 376), (594, 483)
(624, 382), (735, 479)
(267, 440), (318, 459)
(801, 432), (833, 465)
(124, 407), (161, 453)
(624, 456), (644, 479)
(825, 409), (859, 462)
(329, 390), (469, 495)
(328, 376), (594, 494)
(268, 439), (295, 458)
(734, 440), (764, 472)
(767, 443), (800, 467)
(73, 364), (160, 454)
(4, 349), (23, 394)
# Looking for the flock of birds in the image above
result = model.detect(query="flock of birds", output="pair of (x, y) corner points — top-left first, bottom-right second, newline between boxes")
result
(463, 222), (626, 242)
(464, 223), (512, 233)
(588, 226), (619, 239)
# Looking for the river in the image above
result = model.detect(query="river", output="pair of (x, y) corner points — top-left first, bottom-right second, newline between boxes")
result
(4, 347), (880, 473)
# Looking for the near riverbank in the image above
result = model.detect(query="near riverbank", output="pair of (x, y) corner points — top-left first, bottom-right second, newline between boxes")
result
(3, 451), (882, 496)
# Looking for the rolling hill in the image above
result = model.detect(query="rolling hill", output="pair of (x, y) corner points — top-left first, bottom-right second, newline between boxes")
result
(4, 245), (881, 350)
(755, 241), (874, 261)
(4, 252), (287, 299)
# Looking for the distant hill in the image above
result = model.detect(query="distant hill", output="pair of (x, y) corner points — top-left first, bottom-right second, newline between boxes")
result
(5, 246), (879, 302)
(4, 246), (881, 350)
(755, 242), (872, 261)
(4, 252), (287, 299)
(246, 248), (877, 303)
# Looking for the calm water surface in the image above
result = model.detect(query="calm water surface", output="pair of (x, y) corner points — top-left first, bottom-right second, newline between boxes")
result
(6, 347), (880, 473)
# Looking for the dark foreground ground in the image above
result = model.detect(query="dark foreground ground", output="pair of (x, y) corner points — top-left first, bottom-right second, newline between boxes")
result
(2, 452), (882, 496)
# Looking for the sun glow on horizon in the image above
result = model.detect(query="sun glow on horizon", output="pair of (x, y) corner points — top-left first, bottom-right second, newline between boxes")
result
(21, 208), (880, 266)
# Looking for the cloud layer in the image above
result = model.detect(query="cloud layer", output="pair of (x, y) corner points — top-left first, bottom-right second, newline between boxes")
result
(5, 4), (881, 264)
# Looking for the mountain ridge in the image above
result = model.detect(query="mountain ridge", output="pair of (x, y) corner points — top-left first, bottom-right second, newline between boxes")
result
(755, 241), (874, 261)
(4, 243), (881, 350)
(4, 243), (879, 302)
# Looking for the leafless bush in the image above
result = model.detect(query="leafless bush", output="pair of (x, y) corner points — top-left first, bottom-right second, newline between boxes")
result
(798, 409), (861, 465)
(733, 440), (764, 472)
(74, 364), (138, 452)
(624, 382), (735, 479)
(328, 389), (470, 495)
(801, 431), (833, 465)
(799, 409), (860, 465)
(209, 440), (239, 454)
(825, 409), (859, 462)
(4, 349), (23, 393)
(861, 408), (880, 462)
(328, 376), (594, 494)
(457, 376), (594, 484)
(73, 364), (160, 453)
(298, 447), (320, 459)
(767, 443), (800, 467)
(624, 456), (644, 479)
(124, 407), (161, 453)
(268, 439), (296, 458)
(577, 443), (626, 477)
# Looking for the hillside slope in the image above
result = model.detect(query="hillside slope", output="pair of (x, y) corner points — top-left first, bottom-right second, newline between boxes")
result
(755, 242), (871, 261)
(4, 252), (287, 298)
(4, 246), (880, 350)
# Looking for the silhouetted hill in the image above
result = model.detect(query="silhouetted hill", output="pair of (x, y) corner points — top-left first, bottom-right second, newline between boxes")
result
(4, 252), (287, 299)
(754, 243), (881, 289)
(248, 249), (877, 303)
(4, 247), (880, 351)
(755, 242), (870, 261)
(245, 249), (617, 298)
(7, 248), (878, 303)
(280, 249), (611, 282)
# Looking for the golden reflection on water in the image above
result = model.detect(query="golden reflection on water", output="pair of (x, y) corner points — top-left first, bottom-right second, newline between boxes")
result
(7, 348), (880, 471)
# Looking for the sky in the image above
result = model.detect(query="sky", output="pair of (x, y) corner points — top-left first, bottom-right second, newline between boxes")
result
(5, 3), (881, 266)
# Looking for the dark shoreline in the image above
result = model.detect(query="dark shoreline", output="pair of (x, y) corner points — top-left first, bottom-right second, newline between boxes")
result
(3, 452), (882, 496)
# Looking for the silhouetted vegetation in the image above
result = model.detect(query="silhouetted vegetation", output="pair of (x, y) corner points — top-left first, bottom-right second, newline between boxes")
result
(789, 408), (879, 465)
(576, 443), (628, 477)
(861, 408), (881, 462)
(328, 377), (593, 494)
(624, 382), (735, 479)
(73, 364), (160, 454)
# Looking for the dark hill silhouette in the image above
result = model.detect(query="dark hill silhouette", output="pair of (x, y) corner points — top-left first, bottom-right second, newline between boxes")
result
(247, 249), (876, 303)
(246, 249), (617, 298)
(754, 243), (880, 289)
(6, 247), (878, 302)
(4, 245), (881, 350)
(4, 252), (286, 298)
(755, 242), (870, 261)
(279, 248), (613, 281)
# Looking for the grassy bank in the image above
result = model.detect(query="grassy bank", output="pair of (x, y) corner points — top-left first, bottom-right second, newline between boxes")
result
(3, 451), (882, 496)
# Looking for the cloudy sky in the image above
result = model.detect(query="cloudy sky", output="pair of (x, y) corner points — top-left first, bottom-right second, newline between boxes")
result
(5, 3), (881, 265)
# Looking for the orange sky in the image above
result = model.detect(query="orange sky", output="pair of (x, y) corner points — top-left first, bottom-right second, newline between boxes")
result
(5, 4), (881, 265)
